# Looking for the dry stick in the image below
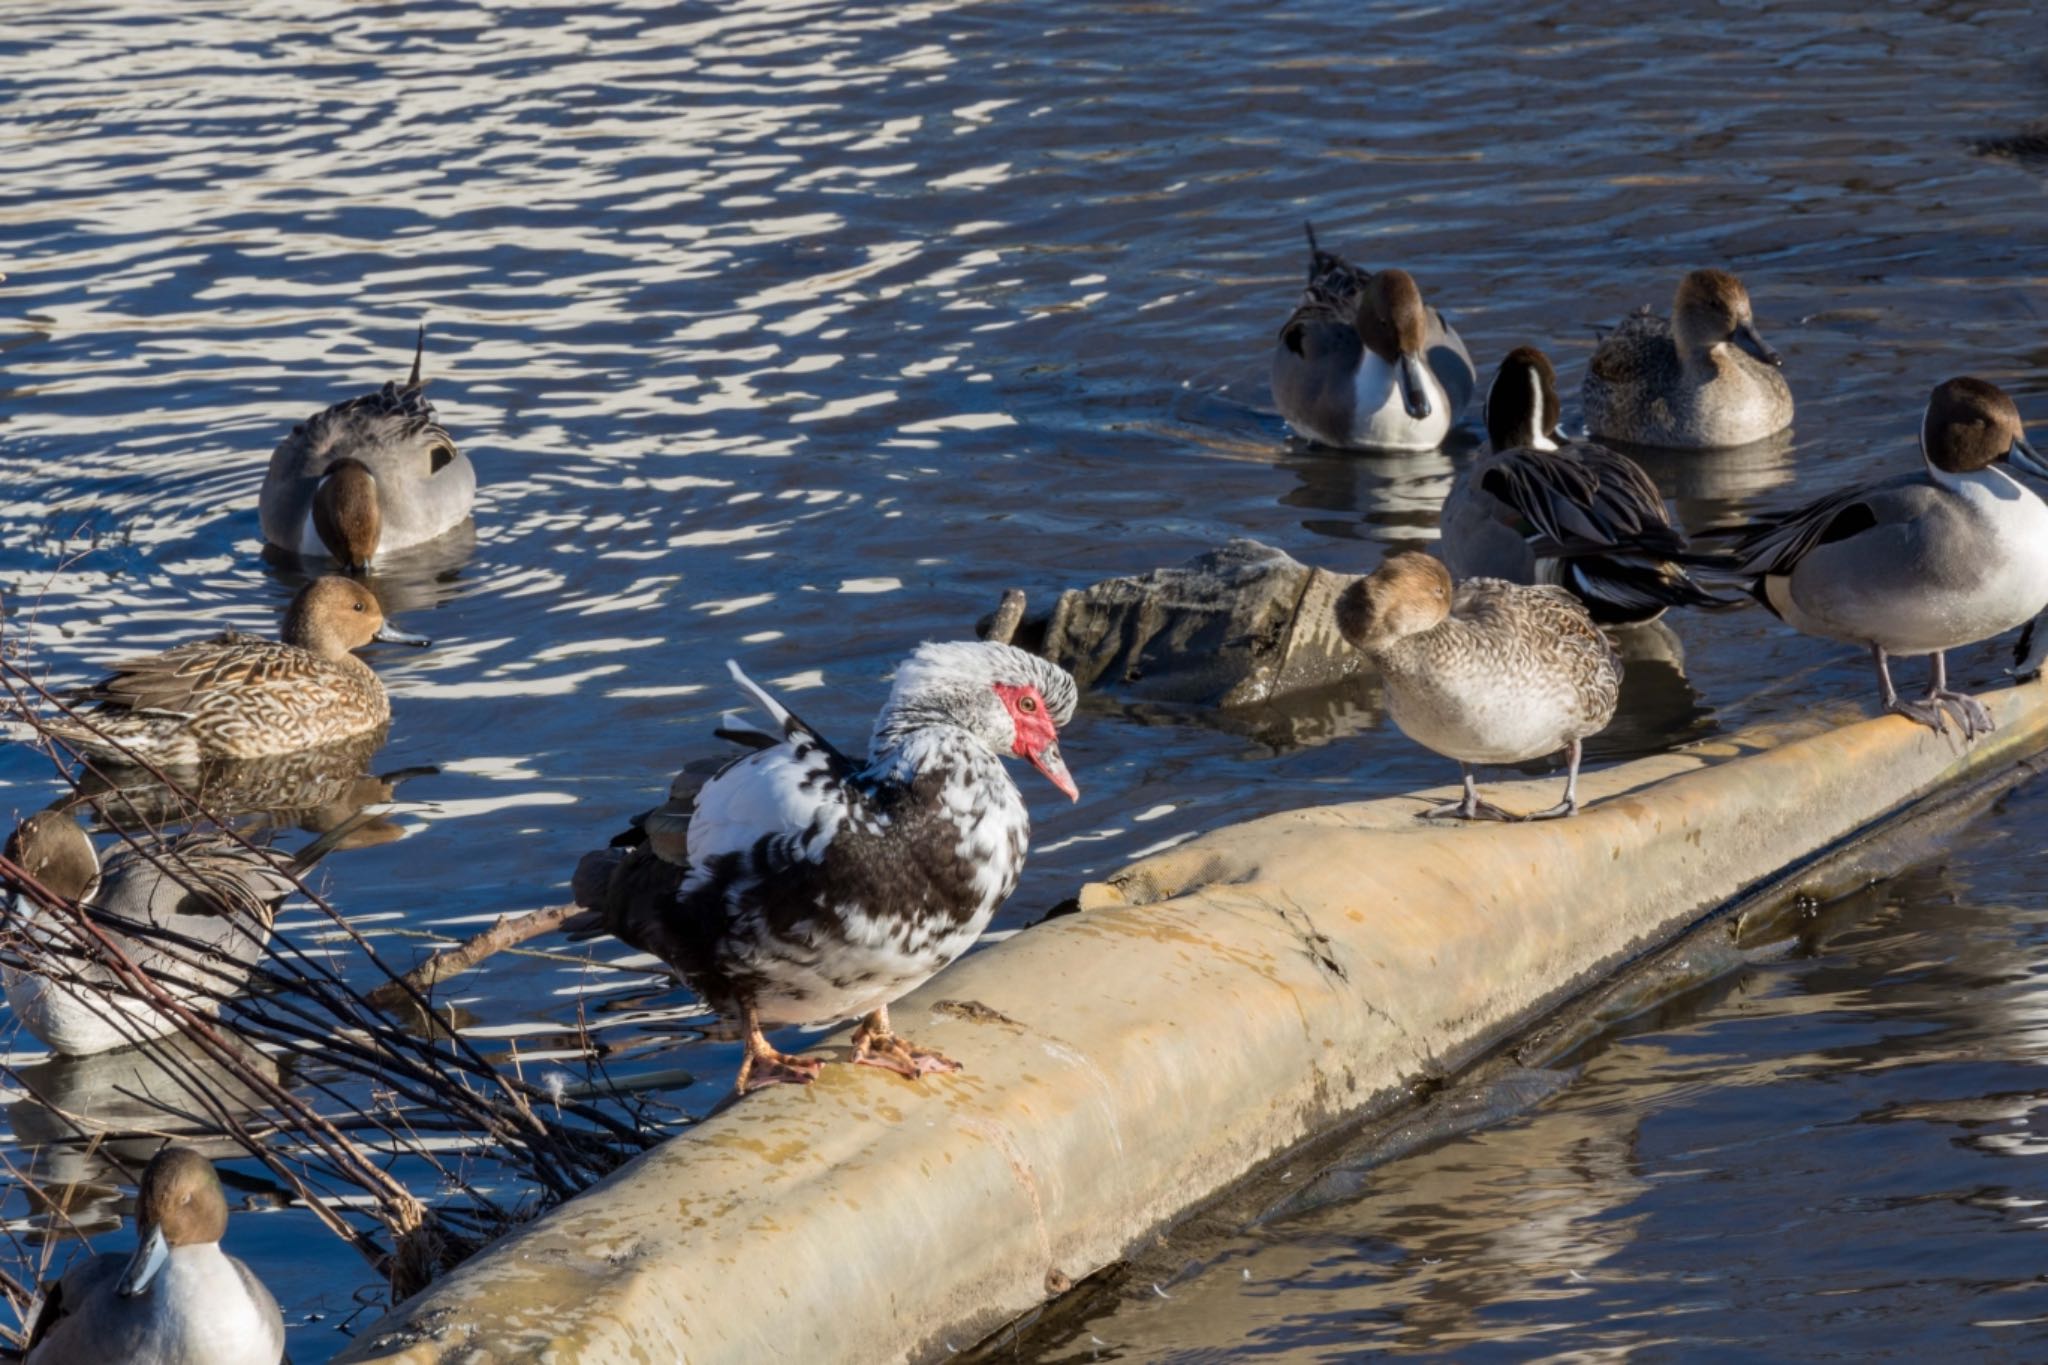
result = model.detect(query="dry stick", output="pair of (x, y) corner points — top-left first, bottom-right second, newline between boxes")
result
(365, 902), (581, 1011)
(1, 663), (629, 1153)
(987, 587), (1027, 646)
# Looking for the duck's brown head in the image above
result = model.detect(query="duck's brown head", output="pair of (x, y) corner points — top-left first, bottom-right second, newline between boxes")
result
(4, 810), (98, 902)
(1673, 268), (1780, 368)
(1354, 269), (1436, 419)
(118, 1147), (231, 1297)
(1923, 376), (2048, 478)
(282, 577), (431, 659)
(1335, 551), (1454, 654)
(311, 459), (382, 573)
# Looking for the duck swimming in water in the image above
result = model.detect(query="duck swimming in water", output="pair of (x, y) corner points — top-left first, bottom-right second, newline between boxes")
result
(1582, 268), (1792, 449)
(1336, 552), (1622, 821)
(1271, 225), (1475, 452)
(1724, 376), (2048, 739)
(568, 641), (1080, 1094)
(42, 577), (429, 765)
(258, 328), (477, 572)
(22, 1146), (284, 1365)
(1439, 345), (1732, 626)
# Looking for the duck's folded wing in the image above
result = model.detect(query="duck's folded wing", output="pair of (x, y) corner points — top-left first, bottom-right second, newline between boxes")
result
(1726, 473), (1927, 578)
(75, 632), (281, 714)
(1587, 309), (1672, 383)
(1479, 449), (1683, 555)
(683, 737), (860, 869)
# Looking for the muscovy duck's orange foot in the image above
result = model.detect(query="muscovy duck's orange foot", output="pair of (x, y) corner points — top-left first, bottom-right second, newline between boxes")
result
(736, 1049), (824, 1094)
(853, 1033), (963, 1080)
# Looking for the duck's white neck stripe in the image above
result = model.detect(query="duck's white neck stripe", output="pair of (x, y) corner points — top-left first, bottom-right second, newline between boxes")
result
(1525, 365), (1558, 451)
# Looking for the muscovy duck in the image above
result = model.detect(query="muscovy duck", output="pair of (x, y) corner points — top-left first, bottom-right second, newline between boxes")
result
(570, 641), (1080, 1094)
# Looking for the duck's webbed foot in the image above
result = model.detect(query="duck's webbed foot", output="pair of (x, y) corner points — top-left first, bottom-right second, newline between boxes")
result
(1417, 794), (1519, 822)
(852, 1007), (962, 1080)
(1416, 765), (1517, 822)
(1519, 796), (1580, 822)
(736, 1007), (823, 1095)
(1925, 688), (1994, 741)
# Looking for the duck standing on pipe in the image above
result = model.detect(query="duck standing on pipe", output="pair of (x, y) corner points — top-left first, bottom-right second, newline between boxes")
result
(1336, 552), (1622, 821)
(1722, 376), (2048, 739)
(568, 641), (1080, 1094)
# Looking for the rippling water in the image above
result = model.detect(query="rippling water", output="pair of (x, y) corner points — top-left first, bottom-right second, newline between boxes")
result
(1, 0), (2045, 1358)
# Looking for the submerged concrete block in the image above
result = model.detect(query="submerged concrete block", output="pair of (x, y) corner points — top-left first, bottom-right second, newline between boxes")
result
(340, 683), (2048, 1365)
(1034, 538), (1366, 707)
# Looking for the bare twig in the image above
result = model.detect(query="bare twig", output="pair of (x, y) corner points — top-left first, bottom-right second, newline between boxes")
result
(365, 903), (581, 1011)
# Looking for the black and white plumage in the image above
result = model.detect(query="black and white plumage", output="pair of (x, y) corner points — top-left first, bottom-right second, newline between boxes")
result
(570, 641), (1080, 1093)
(1438, 345), (1734, 627)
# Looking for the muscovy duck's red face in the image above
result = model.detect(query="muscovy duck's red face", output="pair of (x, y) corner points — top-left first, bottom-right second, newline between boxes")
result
(992, 681), (1079, 801)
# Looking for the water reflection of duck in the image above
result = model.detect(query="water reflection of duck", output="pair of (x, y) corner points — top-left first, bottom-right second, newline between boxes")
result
(259, 328), (477, 575)
(6, 1031), (278, 1162)
(62, 733), (428, 848)
(42, 577), (429, 764)
(1271, 226), (1475, 452)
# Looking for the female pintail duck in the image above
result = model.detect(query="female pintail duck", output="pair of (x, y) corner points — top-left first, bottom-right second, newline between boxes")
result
(43, 577), (429, 765)
(3, 812), (352, 1056)
(1336, 551), (1622, 821)
(1725, 376), (2048, 740)
(258, 328), (477, 572)
(1439, 345), (1733, 626)
(1271, 225), (1475, 452)
(22, 1146), (284, 1365)
(1582, 268), (1792, 449)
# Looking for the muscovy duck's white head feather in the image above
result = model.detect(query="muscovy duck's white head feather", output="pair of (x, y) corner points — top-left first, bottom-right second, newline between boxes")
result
(872, 641), (1077, 750)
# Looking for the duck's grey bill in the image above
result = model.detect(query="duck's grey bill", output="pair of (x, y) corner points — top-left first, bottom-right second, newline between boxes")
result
(117, 1225), (169, 1298)
(1733, 321), (1781, 367)
(2008, 433), (2048, 480)
(1397, 354), (1433, 420)
(373, 624), (433, 648)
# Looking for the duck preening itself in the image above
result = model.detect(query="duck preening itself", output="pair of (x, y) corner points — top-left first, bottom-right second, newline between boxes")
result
(2, 811), (358, 1056)
(258, 327), (477, 572)
(1721, 376), (2048, 739)
(568, 641), (1080, 1095)
(1337, 552), (1622, 821)
(1270, 224), (1475, 452)
(1439, 345), (1735, 626)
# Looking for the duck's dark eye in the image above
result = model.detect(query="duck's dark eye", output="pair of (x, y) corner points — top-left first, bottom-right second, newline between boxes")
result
(1019, 695), (1038, 713)
(430, 444), (457, 474)
(353, 601), (365, 612)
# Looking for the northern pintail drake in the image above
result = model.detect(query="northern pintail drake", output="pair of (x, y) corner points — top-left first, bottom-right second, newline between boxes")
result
(258, 328), (476, 572)
(1725, 376), (2048, 739)
(1336, 552), (1621, 821)
(568, 641), (1079, 1094)
(43, 577), (429, 764)
(3, 812), (344, 1056)
(1271, 225), (1475, 452)
(22, 1146), (284, 1365)
(1439, 345), (1733, 626)
(1582, 268), (1792, 449)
